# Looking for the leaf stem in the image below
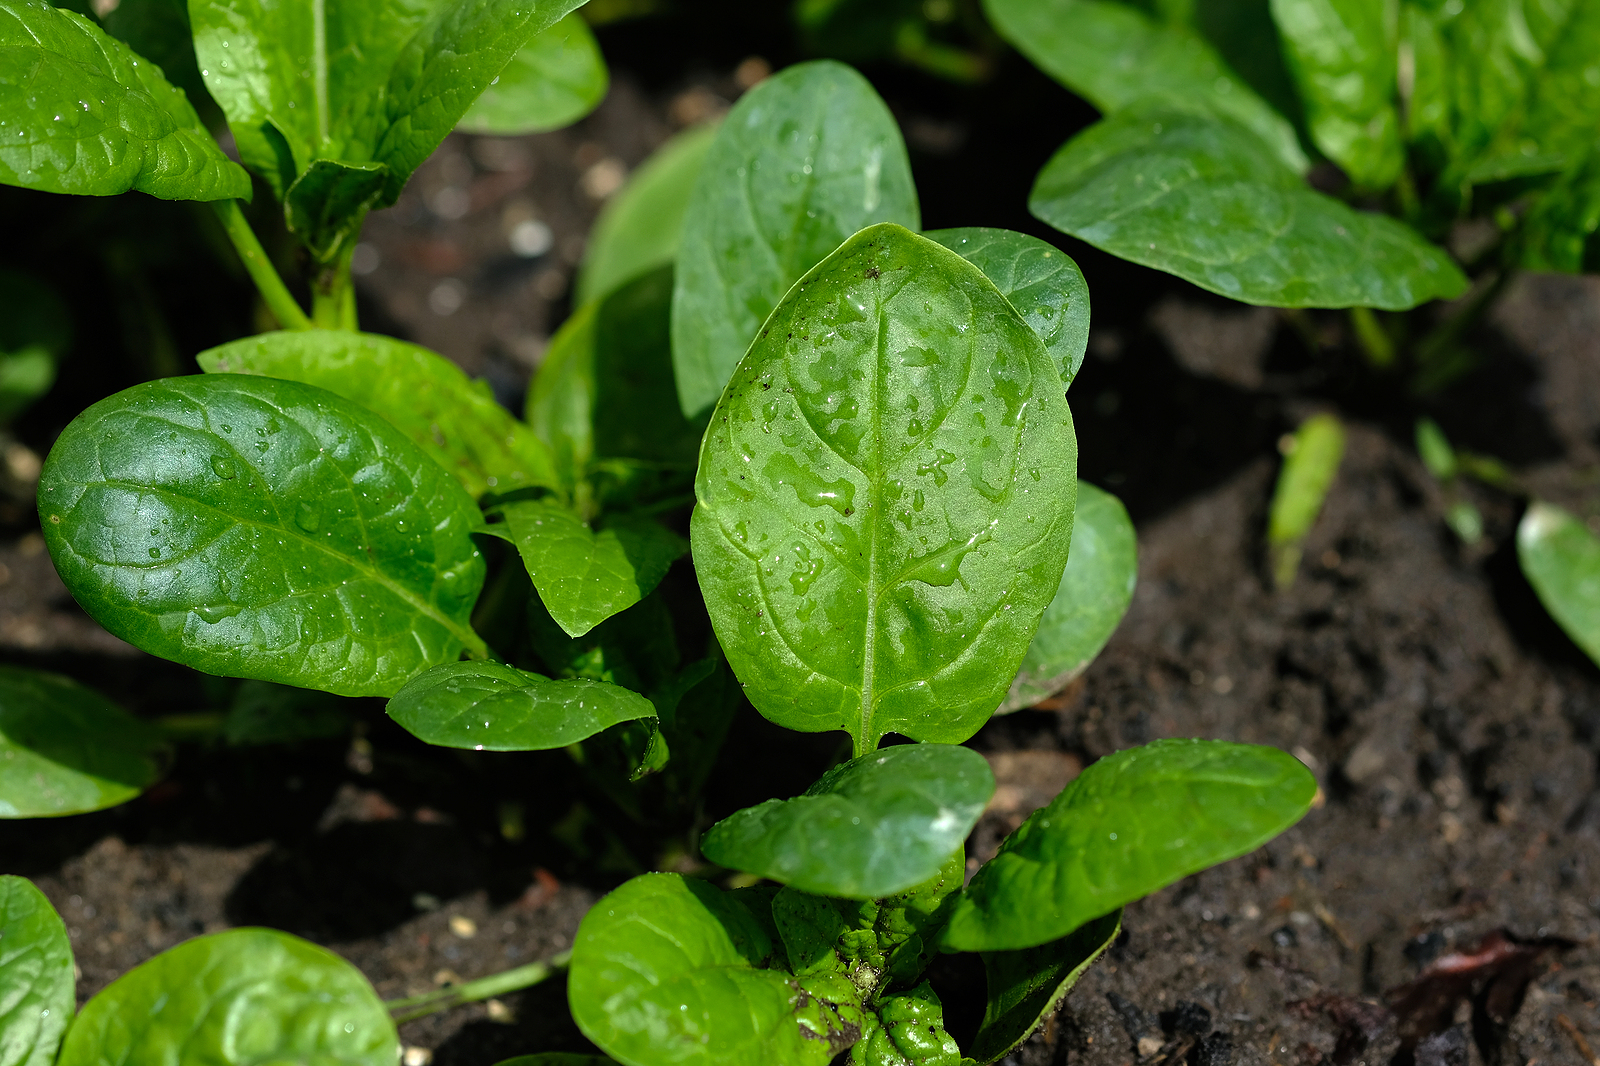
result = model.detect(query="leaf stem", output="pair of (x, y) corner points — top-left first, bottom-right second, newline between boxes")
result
(385, 950), (571, 1023)
(211, 199), (313, 331)
(311, 241), (358, 330)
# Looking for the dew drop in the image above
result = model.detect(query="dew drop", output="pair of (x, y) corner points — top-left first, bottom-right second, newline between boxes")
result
(148, 547), (160, 558)
(294, 502), (321, 533)
(210, 455), (237, 479)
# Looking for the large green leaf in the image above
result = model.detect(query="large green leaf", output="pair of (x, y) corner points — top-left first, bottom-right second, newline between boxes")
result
(700, 744), (993, 899)
(924, 228), (1091, 388)
(458, 12), (606, 136)
(568, 874), (864, 1066)
(982, 0), (1307, 172)
(966, 910), (1121, 1065)
(0, 876), (73, 1066)
(0, 666), (167, 818)
(0, 0), (248, 200)
(499, 498), (686, 639)
(198, 330), (559, 498)
(39, 374), (488, 697)
(1518, 501), (1600, 668)
(1000, 481), (1135, 713)
(691, 224), (1077, 754)
(671, 60), (920, 419)
(95, 0), (215, 121)
(576, 123), (717, 306)
(1269, 0), (1403, 188)
(1031, 105), (1468, 309)
(387, 659), (657, 751)
(942, 739), (1316, 951)
(56, 928), (397, 1066)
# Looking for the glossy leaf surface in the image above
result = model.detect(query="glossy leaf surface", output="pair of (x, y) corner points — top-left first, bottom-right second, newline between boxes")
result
(576, 123), (717, 305)
(0, 666), (166, 818)
(672, 60), (920, 418)
(569, 873), (862, 1066)
(0, 876), (73, 1066)
(691, 224), (1077, 753)
(56, 928), (397, 1066)
(40, 375), (488, 697)
(968, 911), (1119, 1064)
(943, 739), (1316, 951)
(701, 744), (993, 899)
(388, 660), (656, 751)
(983, 0), (1306, 172)
(1001, 482), (1135, 713)
(851, 982), (959, 1066)
(459, 12), (606, 135)
(501, 499), (686, 638)
(0, 0), (249, 200)
(924, 228), (1091, 387)
(1034, 106), (1468, 309)
(1518, 501), (1600, 669)
(199, 330), (558, 497)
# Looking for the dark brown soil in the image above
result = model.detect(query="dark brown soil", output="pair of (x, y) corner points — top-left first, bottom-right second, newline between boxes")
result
(5, 17), (1600, 1066)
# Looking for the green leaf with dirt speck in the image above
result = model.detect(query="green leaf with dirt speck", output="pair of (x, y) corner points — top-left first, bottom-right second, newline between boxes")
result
(701, 744), (993, 899)
(1518, 501), (1600, 669)
(55, 927), (396, 1066)
(1000, 481), (1135, 713)
(850, 981), (960, 1066)
(0, 666), (168, 818)
(38, 374), (488, 697)
(0, 0), (250, 201)
(569, 873), (865, 1066)
(943, 739), (1316, 951)
(691, 223), (1078, 754)
(671, 60), (920, 419)
(458, 12), (606, 136)
(198, 330), (559, 498)
(387, 659), (657, 751)
(0, 876), (73, 1066)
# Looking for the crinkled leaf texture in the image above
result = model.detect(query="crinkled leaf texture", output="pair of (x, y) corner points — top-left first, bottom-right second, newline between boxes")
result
(671, 59), (920, 418)
(1518, 501), (1600, 669)
(1000, 481), (1135, 713)
(701, 743), (993, 900)
(387, 660), (657, 751)
(55, 927), (397, 1066)
(943, 739), (1316, 951)
(0, 666), (168, 817)
(458, 12), (606, 135)
(1031, 105), (1467, 309)
(851, 981), (960, 1066)
(198, 330), (558, 498)
(0, 0), (249, 200)
(569, 873), (863, 1066)
(691, 224), (1078, 754)
(39, 374), (488, 697)
(0, 876), (74, 1066)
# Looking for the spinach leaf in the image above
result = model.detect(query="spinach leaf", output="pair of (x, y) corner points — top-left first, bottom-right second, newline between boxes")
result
(199, 329), (559, 498)
(1269, 0), (1403, 188)
(222, 679), (350, 745)
(568, 873), (865, 1066)
(1518, 501), (1600, 669)
(40, 374), (488, 697)
(1268, 412), (1344, 588)
(851, 982), (960, 1066)
(701, 744), (992, 899)
(576, 122), (717, 305)
(1031, 105), (1468, 309)
(0, 876), (73, 1066)
(671, 60), (920, 418)
(1000, 481), (1135, 713)
(1516, 145), (1600, 272)
(95, 0), (214, 121)
(982, 0), (1307, 172)
(500, 498), (686, 638)
(691, 224), (1077, 753)
(458, 12), (606, 136)
(0, 269), (69, 424)
(55, 928), (397, 1066)
(0, 666), (167, 818)
(387, 660), (657, 750)
(924, 228), (1091, 388)
(966, 910), (1121, 1065)
(283, 158), (389, 262)
(0, 0), (249, 200)
(942, 739), (1316, 951)
(494, 1058), (619, 1066)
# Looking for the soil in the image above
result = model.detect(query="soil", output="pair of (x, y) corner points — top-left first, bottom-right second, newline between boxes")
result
(5, 9), (1600, 1066)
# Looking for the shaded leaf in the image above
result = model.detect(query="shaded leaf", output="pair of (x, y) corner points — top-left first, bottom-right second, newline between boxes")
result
(1517, 501), (1600, 669)
(284, 158), (388, 262)
(671, 60), (919, 418)
(701, 744), (993, 899)
(691, 224), (1077, 753)
(942, 739), (1316, 951)
(39, 374), (488, 697)
(0, 269), (69, 423)
(458, 12), (606, 136)
(222, 679), (350, 745)
(0, 876), (74, 1066)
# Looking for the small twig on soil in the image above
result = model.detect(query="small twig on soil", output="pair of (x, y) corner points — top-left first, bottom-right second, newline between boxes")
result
(1557, 1014), (1600, 1066)
(386, 950), (572, 1024)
